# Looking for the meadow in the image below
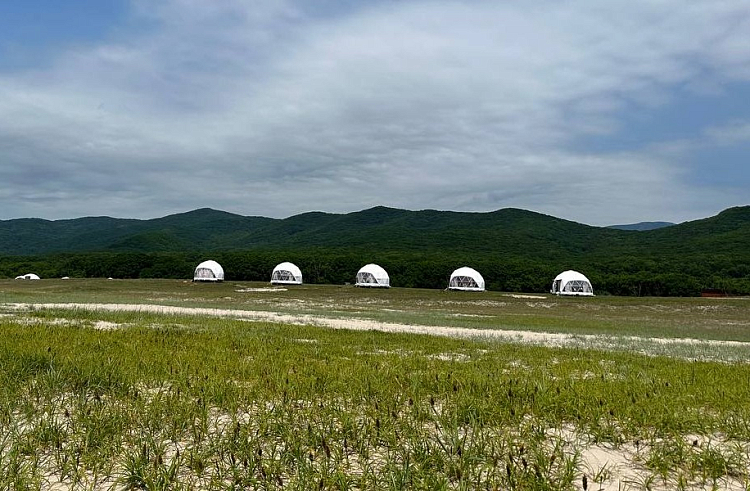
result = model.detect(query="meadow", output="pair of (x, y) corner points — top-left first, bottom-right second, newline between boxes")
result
(1, 279), (749, 490)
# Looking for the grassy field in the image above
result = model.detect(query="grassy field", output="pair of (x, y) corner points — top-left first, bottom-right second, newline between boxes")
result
(1, 279), (750, 489)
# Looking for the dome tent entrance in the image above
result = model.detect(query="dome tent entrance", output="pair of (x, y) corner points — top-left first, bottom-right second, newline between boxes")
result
(448, 267), (485, 291)
(193, 260), (224, 282)
(551, 270), (593, 296)
(355, 264), (390, 288)
(271, 262), (302, 285)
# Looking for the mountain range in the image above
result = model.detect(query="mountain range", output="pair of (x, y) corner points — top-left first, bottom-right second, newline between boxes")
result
(1, 205), (748, 258)
(2, 205), (749, 295)
(607, 221), (674, 231)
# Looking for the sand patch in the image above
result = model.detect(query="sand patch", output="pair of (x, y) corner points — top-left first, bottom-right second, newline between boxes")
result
(8, 316), (81, 327)
(93, 320), (123, 331)
(426, 352), (471, 362)
(236, 287), (288, 292)
(6, 303), (750, 363)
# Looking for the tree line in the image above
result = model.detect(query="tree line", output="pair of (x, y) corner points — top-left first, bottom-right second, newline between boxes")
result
(2, 249), (749, 297)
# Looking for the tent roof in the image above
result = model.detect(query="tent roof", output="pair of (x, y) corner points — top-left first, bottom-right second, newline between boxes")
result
(357, 263), (389, 278)
(195, 260), (224, 276)
(450, 267), (484, 283)
(554, 270), (591, 284)
(16, 273), (41, 280)
(272, 262), (302, 277)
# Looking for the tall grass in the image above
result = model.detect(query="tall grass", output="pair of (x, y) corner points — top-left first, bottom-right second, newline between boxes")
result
(1, 302), (750, 489)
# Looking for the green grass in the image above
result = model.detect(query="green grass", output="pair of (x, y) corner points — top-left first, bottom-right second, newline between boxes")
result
(1, 280), (750, 489)
(3, 278), (750, 341)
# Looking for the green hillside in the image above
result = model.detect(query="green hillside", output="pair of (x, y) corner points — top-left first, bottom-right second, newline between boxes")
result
(2, 205), (750, 296)
(0, 205), (617, 256)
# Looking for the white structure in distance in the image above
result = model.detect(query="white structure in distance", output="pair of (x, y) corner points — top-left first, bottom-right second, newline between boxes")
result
(355, 263), (390, 288)
(448, 267), (485, 291)
(14, 273), (41, 280)
(193, 260), (224, 282)
(551, 270), (594, 296)
(271, 262), (303, 285)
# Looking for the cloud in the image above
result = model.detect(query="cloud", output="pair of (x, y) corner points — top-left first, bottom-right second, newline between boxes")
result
(1, 0), (749, 224)
(704, 120), (750, 146)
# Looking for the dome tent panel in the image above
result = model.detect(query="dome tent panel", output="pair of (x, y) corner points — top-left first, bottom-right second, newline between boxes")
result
(271, 262), (303, 285)
(551, 270), (593, 296)
(355, 263), (390, 288)
(194, 260), (224, 282)
(448, 267), (485, 291)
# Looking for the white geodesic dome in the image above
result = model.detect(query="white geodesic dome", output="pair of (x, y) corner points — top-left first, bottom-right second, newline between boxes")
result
(271, 262), (302, 285)
(551, 270), (594, 296)
(193, 260), (224, 282)
(15, 273), (40, 280)
(448, 267), (485, 291)
(355, 263), (390, 288)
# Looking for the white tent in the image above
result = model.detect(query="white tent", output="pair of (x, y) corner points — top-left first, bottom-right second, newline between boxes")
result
(271, 262), (303, 285)
(15, 273), (41, 280)
(551, 270), (594, 296)
(448, 267), (485, 291)
(355, 263), (390, 288)
(193, 260), (224, 282)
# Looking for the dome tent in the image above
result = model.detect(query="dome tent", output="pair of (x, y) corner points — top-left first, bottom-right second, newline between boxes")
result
(271, 262), (302, 285)
(193, 260), (224, 282)
(355, 263), (390, 288)
(15, 273), (40, 280)
(448, 267), (485, 291)
(551, 270), (594, 296)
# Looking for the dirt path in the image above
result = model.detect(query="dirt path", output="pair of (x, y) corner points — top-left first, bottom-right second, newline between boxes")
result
(7, 302), (750, 363)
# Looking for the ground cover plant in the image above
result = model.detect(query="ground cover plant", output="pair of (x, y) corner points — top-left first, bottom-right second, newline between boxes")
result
(1, 279), (750, 489)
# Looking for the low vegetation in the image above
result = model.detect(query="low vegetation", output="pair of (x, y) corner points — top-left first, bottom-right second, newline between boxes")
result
(1, 280), (749, 489)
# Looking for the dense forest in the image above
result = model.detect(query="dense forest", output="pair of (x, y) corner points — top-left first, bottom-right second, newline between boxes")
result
(2, 206), (750, 296)
(1, 248), (748, 296)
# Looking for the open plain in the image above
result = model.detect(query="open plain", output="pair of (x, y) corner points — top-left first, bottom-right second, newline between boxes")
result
(1, 279), (749, 490)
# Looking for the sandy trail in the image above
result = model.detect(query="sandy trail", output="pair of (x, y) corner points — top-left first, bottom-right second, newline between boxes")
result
(6, 302), (750, 362)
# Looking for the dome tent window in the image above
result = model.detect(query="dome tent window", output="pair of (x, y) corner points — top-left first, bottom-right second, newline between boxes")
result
(551, 270), (594, 296)
(271, 262), (303, 285)
(193, 260), (224, 282)
(448, 267), (485, 291)
(355, 264), (390, 288)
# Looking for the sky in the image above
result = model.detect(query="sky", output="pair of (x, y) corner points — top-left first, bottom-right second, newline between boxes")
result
(1, 1), (749, 226)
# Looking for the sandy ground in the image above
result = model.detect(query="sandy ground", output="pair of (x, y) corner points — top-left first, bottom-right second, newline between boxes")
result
(4, 302), (750, 489)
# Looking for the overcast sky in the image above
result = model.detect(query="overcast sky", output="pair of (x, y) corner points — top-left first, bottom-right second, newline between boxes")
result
(1, 0), (749, 225)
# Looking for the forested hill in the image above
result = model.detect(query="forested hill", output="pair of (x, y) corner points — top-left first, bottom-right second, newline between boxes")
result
(1, 205), (748, 257)
(0, 208), (273, 255)
(1, 206), (587, 255)
(2, 205), (750, 296)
